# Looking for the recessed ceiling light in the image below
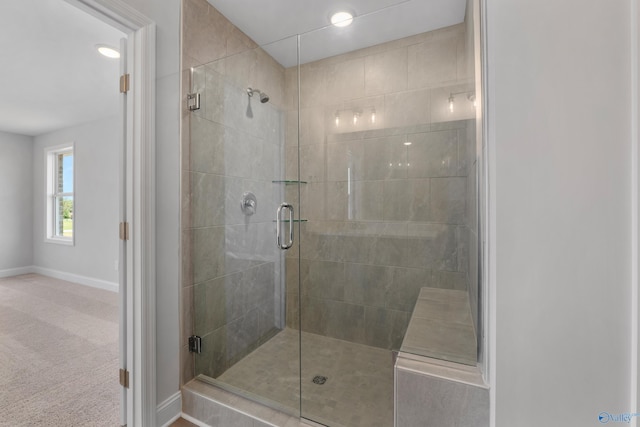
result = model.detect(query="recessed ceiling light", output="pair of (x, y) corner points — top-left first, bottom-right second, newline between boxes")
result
(331, 11), (354, 27)
(96, 44), (120, 59)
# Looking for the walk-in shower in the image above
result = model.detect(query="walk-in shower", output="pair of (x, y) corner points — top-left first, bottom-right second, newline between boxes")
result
(181, 0), (483, 425)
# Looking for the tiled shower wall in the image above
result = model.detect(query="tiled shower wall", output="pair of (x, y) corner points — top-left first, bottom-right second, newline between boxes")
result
(180, 0), (289, 383)
(284, 23), (477, 352)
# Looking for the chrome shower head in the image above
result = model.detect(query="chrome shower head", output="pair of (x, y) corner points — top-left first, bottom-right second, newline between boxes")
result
(247, 87), (269, 103)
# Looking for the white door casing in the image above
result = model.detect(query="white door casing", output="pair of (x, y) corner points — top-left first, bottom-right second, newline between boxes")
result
(62, 1), (156, 425)
(119, 35), (129, 426)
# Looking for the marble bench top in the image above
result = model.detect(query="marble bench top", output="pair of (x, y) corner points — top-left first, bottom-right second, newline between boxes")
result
(400, 287), (477, 366)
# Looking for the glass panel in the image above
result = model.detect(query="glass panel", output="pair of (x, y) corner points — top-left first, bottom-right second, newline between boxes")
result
(60, 152), (73, 192)
(297, 1), (481, 425)
(54, 150), (73, 239)
(55, 196), (74, 238)
(188, 35), (301, 416)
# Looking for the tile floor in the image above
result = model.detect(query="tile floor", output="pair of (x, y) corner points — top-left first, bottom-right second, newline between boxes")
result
(212, 328), (394, 427)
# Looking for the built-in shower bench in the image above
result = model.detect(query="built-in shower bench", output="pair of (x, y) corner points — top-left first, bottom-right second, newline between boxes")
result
(395, 287), (488, 427)
(401, 287), (477, 365)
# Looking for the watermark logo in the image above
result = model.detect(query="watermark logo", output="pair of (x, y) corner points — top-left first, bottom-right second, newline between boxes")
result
(598, 411), (640, 424)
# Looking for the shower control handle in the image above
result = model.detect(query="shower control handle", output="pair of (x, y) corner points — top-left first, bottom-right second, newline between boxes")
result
(241, 192), (257, 216)
(276, 203), (294, 250)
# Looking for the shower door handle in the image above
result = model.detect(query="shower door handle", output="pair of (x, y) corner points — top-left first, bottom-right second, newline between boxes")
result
(276, 203), (294, 250)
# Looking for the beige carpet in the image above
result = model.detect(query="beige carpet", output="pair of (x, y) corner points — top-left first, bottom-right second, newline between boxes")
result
(0, 274), (120, 426)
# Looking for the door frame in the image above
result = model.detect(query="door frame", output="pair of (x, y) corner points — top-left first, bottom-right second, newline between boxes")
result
(63, 0), (156, 425)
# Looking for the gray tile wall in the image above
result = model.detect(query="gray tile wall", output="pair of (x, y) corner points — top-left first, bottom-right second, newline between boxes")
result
(284, 23), (478, 354)
(181, 0), (289, 381)
(395, 363), (489, 427)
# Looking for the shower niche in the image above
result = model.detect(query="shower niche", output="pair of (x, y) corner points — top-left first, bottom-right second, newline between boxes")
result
(181, 0), (484, 425)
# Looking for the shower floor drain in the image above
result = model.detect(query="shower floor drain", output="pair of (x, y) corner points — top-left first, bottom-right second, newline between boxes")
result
(312, 375), (327, 385)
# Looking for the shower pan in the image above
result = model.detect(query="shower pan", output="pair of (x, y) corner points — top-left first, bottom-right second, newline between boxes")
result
(181, 0), (483, 426)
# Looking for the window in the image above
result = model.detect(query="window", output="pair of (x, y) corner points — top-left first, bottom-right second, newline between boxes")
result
(46, 145), (74, 244)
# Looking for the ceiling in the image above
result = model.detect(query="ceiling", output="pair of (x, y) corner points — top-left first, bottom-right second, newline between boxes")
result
(206, 0), (467, 67)
(0, 0), (465, 136)
(0, 0), (125, 136)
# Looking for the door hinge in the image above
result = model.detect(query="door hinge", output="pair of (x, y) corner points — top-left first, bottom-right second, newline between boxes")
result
(119, 222), (129, 241)
(187, 92), (201, 111)
(189, 335), (202, 353)
(120, 74), (130, 93)
(119, 368), (129, 388)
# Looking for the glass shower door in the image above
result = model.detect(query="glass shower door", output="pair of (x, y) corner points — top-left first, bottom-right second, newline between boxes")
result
(296, 21), (398, 426)
(296, 3), (480, 426)
(187, 35), (302, 416)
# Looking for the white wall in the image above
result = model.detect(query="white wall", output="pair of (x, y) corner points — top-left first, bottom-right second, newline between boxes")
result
(0, 131), (33, 273)
(33, 117), (119, 285)
(486, 0), (633, 425)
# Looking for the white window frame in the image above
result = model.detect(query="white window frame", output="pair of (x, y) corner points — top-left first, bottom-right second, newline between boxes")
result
(45, 143), (75, 245)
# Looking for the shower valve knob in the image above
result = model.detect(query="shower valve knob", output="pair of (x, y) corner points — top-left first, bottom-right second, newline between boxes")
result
(241, 192), (257, 216)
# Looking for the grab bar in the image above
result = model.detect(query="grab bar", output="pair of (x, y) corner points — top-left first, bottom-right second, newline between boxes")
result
(276, 202), (294, 250)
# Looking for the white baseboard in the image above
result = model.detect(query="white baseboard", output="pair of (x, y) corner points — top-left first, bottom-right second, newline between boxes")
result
(158, 391), (182, 427)
(32, 266), (119, 293)
(0, 265), (35, 278)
